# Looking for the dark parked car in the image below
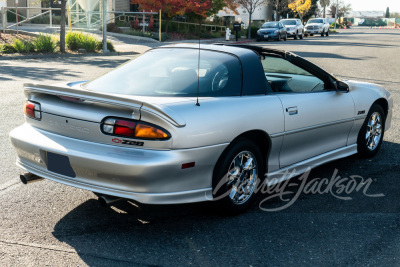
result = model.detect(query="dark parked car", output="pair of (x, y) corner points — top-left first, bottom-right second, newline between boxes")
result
(257, 22), (287, 41)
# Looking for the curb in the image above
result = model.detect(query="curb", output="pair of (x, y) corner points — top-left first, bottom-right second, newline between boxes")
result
(0, 51), (139, 61)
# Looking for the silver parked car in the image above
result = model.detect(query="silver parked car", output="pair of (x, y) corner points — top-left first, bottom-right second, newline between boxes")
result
(280, 18), (304, 39)
(305, 18), (330, 37)
(10, 44), (393, 214)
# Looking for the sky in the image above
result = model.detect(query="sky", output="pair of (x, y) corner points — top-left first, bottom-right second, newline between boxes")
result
(346, 0), (400, 12)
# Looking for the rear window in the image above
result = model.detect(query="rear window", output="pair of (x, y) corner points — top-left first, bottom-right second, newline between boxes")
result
(281, 20), (296, 26)
(85, 48), (242, 97)
(308, 19), (324, 24)
(262, 22), (279, 28)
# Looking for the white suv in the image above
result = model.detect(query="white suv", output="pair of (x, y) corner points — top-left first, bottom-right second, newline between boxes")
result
(280, 19), (304, 39)
(305, 18), (330, 37)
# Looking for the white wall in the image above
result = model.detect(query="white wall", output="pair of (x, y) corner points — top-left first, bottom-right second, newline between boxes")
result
(215, 4), (271, 25)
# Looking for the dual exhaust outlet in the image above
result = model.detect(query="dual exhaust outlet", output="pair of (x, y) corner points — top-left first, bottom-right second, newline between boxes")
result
(19, 173), (124, 207)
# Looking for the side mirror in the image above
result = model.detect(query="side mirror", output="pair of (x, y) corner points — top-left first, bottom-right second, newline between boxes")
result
(336, 81), (349, 93)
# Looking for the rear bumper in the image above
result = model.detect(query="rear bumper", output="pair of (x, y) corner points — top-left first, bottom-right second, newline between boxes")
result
(10, 124), (228, 204)
(257, 33), (279, 40)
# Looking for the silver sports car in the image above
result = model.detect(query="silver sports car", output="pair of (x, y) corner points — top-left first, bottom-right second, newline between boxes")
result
(10, 44), (393, 213)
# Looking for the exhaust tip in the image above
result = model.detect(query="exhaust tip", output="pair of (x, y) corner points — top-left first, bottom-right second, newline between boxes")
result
(98, 195), (124, 207)
(98, 196), (108, 207)
(20, 173), (44, 184)
(19, 174), (28, 185)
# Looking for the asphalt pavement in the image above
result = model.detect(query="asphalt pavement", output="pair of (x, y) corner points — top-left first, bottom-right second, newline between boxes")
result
(1, 27), (400, 266)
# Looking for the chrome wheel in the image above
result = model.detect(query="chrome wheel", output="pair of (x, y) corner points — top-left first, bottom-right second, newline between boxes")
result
(226, 151), (258, 205)
(366, 112), (383, 151)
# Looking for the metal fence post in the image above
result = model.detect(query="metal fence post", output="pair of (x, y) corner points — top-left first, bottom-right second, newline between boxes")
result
(50, 9), (52, 27)
(2, 7), (6, 33)
(102, 0), (108, 52)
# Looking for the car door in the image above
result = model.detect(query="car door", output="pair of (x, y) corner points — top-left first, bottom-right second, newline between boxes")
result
(262, 55), (355, 168)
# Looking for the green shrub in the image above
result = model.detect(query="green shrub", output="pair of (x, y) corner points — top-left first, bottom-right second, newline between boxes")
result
(66, 32), (97, 52)
(246, 26), (259, 38)
(12, 39), (35, 53)
(95, 40), (116, 52)
(34, 34), (56, 53)
(0, 44), (16, 53)
(66, 31), (80, 50)
(78, 34), (97, 52)
(6, 9), (24, 23)
(124, 29), (153, 38)
(107, 23), (122, 33)
(30, 14), (64, 25)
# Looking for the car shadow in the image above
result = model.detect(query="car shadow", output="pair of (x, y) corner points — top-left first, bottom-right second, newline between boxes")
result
(289, 51), (374, 60)
(52, 141), (400, 266)
(0, 57), (132, 82)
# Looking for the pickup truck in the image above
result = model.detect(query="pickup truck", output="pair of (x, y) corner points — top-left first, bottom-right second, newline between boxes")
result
(304, 18), (330, 37)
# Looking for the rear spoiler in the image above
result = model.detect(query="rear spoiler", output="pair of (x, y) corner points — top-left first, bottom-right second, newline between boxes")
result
(24, 83), (186, 127)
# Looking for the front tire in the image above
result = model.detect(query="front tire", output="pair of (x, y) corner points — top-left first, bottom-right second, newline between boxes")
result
(326, 30), (329, 36)
(321, 30), (325, 37)
(284, 33), (287, 41)
(278, 33), (281, 41)
(294, 31), (299, 40)
(300, 31), (304, 39)
(357, 104), (385, 158)
(212, 139), (264, 214)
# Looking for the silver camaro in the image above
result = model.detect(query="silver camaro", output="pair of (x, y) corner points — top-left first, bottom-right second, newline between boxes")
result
(10, 44), (393, 213)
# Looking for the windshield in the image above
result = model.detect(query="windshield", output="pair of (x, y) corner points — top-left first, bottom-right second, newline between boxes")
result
(281, 20), (296, 26)
(262, 22), (279, 28)
(85, 49), (242, 97)
(308, 19), (324, 24)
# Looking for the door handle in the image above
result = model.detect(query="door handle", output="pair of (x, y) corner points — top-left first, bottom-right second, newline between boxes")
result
(286, 106), (298, 115)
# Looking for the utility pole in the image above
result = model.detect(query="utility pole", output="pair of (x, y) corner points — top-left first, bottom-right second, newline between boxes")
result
(334, 0), (338, 29)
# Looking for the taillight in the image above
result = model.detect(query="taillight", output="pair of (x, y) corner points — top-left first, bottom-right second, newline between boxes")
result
(24, 101), (41, 120)
(101, 117), (170, 140)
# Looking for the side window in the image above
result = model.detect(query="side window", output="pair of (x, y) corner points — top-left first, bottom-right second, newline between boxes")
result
(262, 56), (325, 93)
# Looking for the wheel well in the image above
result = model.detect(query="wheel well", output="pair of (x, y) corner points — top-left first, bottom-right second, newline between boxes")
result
(232, 130), (271, 170)
(373, 98), (389, 118)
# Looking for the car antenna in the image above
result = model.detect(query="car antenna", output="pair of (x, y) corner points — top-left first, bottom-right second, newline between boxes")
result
(195, 22), (201, 106)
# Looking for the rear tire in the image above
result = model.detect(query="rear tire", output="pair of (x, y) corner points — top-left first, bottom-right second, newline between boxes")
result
(357, 104), (385, 158)
(212, 139), (265, 215)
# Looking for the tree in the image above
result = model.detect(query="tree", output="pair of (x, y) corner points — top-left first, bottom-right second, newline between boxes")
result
(266, 0), (289, 21)
(386, 7), (390, 18)
(329, 4), (336, 18)
(288, 0), (311, 22)
(133, 0), (187, 33)
(40, 0), (66, 52)
(235, 0), (266, 38)
(209, 0), (239, 16)
(337, 3), (351, 22)
(320, 0), (330, 18)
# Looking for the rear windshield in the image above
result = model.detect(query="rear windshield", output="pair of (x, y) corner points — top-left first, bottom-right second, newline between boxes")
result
(262, 22), (279, 28)
(308, 19), (324, 24)
(85, 48), (242, 97)
(281, 20), (296, 26)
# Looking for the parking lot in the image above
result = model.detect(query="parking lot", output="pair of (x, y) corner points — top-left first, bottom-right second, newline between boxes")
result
(0, 28), (399, 266)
